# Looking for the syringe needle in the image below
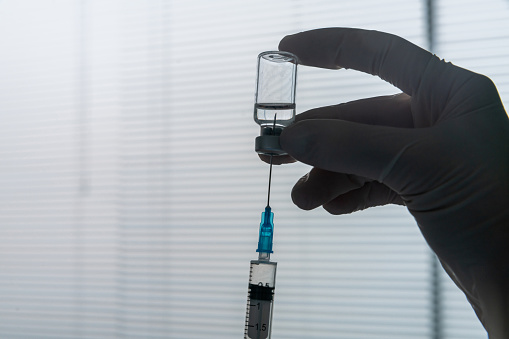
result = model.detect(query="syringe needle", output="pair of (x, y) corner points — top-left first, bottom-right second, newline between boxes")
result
(266, 115), (277, 207)
(267, 154), (273, 207)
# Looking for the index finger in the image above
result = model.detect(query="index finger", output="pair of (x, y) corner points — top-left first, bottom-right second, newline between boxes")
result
(278, 28), (433, 97)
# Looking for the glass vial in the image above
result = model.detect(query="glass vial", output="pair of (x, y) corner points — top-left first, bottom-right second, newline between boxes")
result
(254, 51), (298, 156)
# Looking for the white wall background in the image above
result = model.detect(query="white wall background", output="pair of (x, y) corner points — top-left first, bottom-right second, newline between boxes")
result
(0, 0), (506, 338)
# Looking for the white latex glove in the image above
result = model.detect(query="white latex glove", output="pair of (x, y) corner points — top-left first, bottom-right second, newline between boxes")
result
(277, 28), (509, 338)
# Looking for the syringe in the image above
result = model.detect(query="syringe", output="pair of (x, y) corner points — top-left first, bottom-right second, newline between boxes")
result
(245, 209), (277, 339)
(244, 149), (277, 339)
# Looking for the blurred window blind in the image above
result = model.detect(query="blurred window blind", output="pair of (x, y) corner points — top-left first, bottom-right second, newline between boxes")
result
(0, 0), (504, 338)
(434, 0), (509, 338)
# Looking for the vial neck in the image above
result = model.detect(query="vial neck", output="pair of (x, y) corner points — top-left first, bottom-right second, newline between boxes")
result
(260, 126), (283, 136)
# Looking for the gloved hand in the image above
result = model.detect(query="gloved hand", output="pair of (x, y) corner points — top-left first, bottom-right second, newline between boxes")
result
(277, 28), (509, 338)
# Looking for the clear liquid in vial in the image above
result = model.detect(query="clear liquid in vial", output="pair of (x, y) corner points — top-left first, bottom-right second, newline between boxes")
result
(255, 103), (295, 127)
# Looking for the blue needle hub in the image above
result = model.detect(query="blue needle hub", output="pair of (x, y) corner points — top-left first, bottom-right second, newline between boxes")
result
(256, 206), (274, 254)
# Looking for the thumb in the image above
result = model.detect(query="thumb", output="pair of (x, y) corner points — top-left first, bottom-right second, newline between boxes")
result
(280, 119), (420, 187)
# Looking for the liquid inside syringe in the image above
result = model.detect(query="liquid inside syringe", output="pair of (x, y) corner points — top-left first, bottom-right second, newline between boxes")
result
(245, 258), (276, 339)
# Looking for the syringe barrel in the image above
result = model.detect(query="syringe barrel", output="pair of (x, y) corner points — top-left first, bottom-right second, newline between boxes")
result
(245, 260), (277, 339)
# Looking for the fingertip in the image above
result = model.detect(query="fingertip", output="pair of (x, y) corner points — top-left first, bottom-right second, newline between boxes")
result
(278, 29), (342, 69)
(291, 189), (317, 211)
(278, 34), (294, 52)
(258, 153), (296, 165)
(280, 121), (315, 163)
(323, 197), (359, 215)
(291, 173), (321, 211)
(278, 32), (302, 55)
